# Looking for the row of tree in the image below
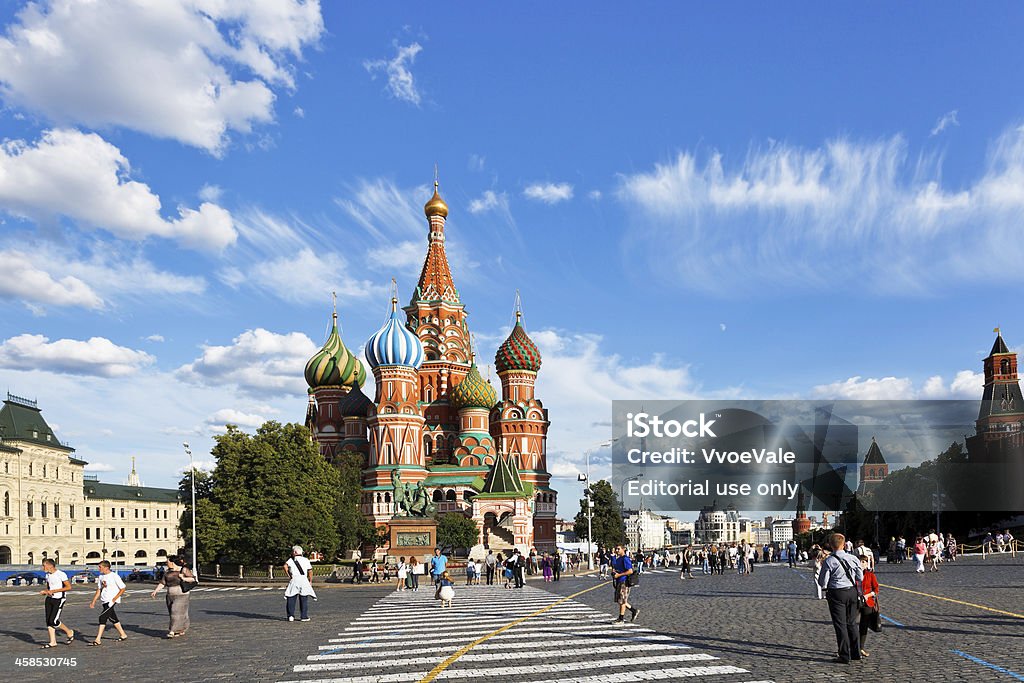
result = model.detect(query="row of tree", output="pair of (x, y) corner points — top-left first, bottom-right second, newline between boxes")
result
(176, 421), (493, 565)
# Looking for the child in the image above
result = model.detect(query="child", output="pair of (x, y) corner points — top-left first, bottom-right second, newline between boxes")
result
(438, 571), (455, 607)
(858, 554), (881, 657)
(89, 561), (128, 644)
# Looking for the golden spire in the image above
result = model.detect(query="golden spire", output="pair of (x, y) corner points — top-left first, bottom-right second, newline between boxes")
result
(424, 166), (449, 218)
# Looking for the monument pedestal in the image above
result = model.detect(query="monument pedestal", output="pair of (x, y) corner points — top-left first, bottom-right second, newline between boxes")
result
(388, 517), (438, 563)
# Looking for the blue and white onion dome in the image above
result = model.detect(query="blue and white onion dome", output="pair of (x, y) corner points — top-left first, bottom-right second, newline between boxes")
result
(365, 296), (425, 369)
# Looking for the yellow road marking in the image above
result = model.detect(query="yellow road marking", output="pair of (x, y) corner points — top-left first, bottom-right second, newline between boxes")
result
(418, 581), (610, 682)
(879, 583), (1024, 620)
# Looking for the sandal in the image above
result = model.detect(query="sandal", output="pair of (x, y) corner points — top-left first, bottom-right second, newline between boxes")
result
(64, 634), (75, 644)
(88, 641), (102, 646)
(40, 643), (57, 649)
(117, 636), (128, 642)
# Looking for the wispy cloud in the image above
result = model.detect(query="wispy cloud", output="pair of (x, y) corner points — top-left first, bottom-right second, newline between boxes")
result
(523, 182), (574, 204)
(468, 190), (507, 214)
(812, 370), (983, 400)
(617, 126), (1024, 295)
(363, 42), (424, 106)
(930, 109), (960, 137)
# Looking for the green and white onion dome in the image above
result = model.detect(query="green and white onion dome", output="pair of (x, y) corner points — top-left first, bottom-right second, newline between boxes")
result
(450, 363), (498, 410)
(365, 298), (425, 369)
(304, 314), (366, 390)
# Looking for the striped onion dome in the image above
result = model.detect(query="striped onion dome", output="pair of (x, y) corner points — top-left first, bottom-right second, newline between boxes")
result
(450, 363), (498, 410)
(365, 297), (425, 369)
(339, 384), (373, 418)
(495, 310), (542, 373)
(304, 311), (366, 390)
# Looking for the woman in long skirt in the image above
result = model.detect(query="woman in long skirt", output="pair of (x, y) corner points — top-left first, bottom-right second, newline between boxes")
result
(150, 555), (195, 638)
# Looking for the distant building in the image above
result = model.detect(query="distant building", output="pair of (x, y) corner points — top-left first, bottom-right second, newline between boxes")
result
(771, 518), (795, 543)
(0, 394), (183, 566)
(857, 437), (889, 495)
(623, 509), (670, 550)
(695, 503), (740, 544)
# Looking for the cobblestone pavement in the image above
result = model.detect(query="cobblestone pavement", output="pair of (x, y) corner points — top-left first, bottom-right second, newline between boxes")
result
(540, 556), (1024, 683)
(0, 582), (386, 683)
(276, 584), (770, 683)
(0, 555), (1020, 683)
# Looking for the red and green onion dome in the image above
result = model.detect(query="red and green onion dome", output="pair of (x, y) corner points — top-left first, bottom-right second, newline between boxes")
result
(339, 384), (372, 418)
(304, 314), (366, 390)
(495, 313), (542, 373)
(450, 363), (498, 410)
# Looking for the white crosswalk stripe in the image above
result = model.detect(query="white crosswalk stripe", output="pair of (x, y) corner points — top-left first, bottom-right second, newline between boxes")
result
(279, 585), (772, 683)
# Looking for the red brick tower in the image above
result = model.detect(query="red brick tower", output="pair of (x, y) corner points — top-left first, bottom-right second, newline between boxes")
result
(403, 181), (472, 466)
(976, 328), (1024, 441)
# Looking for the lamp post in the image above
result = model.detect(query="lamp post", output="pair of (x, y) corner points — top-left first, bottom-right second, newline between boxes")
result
(183, 443), (198, 581)
(915, 474), (942, 535)
(620, 474), (641, 549)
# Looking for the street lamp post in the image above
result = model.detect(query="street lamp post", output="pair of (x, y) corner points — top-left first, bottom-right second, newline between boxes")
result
(916, 474), (943, 535)
(620, 475), (641, 549)
(183, 443), (198, 581)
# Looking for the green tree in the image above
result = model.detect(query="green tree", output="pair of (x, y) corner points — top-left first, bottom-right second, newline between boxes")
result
(178, 498), (234, 564)
(211, 422), (343, 565)
(574, 479), (625, 549)
(332, 449), (376, 554)
(178, 468), (214, 501)
(435, 513), (479, 553)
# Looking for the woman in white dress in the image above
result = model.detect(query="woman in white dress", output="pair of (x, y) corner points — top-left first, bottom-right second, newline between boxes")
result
(283, 545), (317, 622)
(396, 556), (408, 591)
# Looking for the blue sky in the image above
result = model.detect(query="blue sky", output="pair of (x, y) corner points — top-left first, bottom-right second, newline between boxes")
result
(0, 2), (1021, 519)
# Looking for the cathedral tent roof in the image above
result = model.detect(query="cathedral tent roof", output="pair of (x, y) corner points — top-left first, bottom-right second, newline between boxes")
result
(990, 331), (1010, 356)
(478, 454), (530, 498)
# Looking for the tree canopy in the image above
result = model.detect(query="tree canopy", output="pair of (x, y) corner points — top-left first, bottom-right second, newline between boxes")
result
(436, 512), (479, 553)
(573, 479), (625, 550)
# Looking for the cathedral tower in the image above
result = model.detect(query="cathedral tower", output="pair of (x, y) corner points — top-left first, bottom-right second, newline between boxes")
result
(976, 328), (1024, 441)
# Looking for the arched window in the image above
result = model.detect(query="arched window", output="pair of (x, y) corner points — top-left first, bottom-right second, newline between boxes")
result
(3, 491), (8, 516)
(423, 436), (432, 462)
(445, 490), (456, 502)
(1001, 359), (1012, 375)
(424, 386), (433, 402)
(432, 490), (443, 502)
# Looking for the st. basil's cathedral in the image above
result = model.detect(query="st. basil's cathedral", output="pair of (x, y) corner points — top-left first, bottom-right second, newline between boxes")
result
(301, 181), (556, 556)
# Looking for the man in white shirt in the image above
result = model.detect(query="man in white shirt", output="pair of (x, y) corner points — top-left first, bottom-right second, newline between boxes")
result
(89, 560), (128, 644)
(38, 558), (75, 648)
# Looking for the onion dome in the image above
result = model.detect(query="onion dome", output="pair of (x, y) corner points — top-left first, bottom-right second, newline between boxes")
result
(339, 384), (373, 418)
(495, 310), (542, 373)
(365, 297), (425, 369)
(450, 363), (497, 410)
(424, 180), (449, 218)
(305, 311), (366, 390)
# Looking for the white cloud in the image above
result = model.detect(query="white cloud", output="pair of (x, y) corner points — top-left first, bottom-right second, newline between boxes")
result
(293, 106), (305, 118)
(813, 371), (984, 400)
(0, 129), (237, 250)
(363, 41), (423, 106)
(0, 249), (103, 310)
(244, 247), (381, 304)
(523, 182), (574, 204)
(617, 126), (1024, 295)
(84, 462), (115, 472)
(467, 154), (485, 172)
(0, 0), (324, 153)
(0, 334), (154, 377)
(198, 184), (223, 203)
(468, 190), (508, 214)
(176, 328), (317, 397)
(719, 323), (727, 332)
(145, 335), (165, 343)
(588, 190), (602, 200)
(367, 240), (423, 273)
(204, 408), (266, 431)
(930, 110), (960, 137)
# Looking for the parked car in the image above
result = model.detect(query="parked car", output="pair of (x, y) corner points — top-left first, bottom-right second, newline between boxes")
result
(6, 572), (45, 586)
(126, 569), (155, 581)
(71, 570), (97, 584)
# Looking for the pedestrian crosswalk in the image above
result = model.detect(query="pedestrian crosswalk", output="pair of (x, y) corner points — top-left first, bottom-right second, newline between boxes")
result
(278, 585), (772, 683)
(123, 586), (281, 594)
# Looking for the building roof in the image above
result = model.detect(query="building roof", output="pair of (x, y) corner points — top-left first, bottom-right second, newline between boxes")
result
(0, 394), (74, 452)
(990, 331), (1010, 356)
(478, 453), (529, 498)
(863, 437), (886, 465)
(83, 481), (181, 504)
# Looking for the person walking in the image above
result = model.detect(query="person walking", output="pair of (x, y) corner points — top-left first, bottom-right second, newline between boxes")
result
(541, 553), (553, 582)
(610, 545), (639, 625)
(283, 545), (316, 622)
(485, 550), (496, 586)
(88, 561), (128, 645)
(816, 533), (864, 664)
(150, 555), (195, 638)
(515, 551), (526, 588)
(430, 548), (448, 588)
(396, 556), (408, 591)
(39, 558), (74, 648)
(913, 537), (927, 573)
(552, 550), (561, 582)
(857, 554), (881, 658)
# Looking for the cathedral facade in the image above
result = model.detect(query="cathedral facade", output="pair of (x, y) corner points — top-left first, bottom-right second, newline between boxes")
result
(302, 182), (556, 556)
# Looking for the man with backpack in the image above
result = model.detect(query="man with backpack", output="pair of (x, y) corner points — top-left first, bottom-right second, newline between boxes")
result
(610, 545), (639, 625)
